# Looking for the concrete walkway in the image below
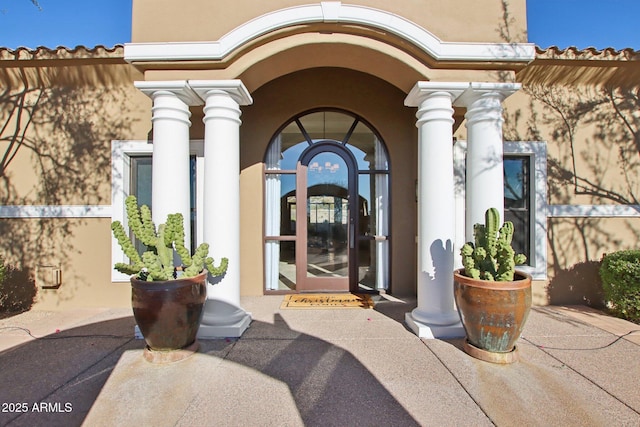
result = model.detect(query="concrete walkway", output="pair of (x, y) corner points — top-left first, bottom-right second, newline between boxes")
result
(0, 296), (639, 426)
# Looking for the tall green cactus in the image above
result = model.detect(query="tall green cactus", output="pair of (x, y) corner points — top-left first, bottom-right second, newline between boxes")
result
(111, 195), (228, 282)
(460, 207), (526, 281)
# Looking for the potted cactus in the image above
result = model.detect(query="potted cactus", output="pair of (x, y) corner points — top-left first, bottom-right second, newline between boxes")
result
(454, 207), (531, 364)
(112, 195), (228, 354)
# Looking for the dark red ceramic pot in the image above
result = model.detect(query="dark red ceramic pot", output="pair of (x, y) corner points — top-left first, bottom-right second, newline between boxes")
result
(453, 269), (532, 353)
(131, 270), (207, 351)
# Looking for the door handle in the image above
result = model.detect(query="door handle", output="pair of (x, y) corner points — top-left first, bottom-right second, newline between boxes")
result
(349, 222), (355, 249)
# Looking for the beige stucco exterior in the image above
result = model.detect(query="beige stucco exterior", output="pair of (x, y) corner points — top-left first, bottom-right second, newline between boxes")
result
(0, 53), (149, 205)
(131, 0), (528, 45)
(0, 48), (150, 310)
(0, 1), (638, 312)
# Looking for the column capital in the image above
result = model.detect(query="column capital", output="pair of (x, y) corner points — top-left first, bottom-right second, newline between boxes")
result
(404, 81), (468, 107)
(454, 82), (521, 108)
(189, 80), (253, 106)
(457, 82), (520, 127)
(134, 80), (203, 106)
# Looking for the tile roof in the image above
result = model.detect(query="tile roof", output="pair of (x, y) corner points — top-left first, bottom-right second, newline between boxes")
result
(518, 46), (640, 87)
(0, 44), (636, 61)
(0, 45), (124, 61)
(535, 46), (640, 61)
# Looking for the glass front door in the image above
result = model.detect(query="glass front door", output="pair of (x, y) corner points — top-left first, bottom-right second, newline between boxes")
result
(297, 146), (356, 291)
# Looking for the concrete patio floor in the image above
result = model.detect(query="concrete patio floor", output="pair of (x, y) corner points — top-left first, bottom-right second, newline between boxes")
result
(0, 295), (639, 426)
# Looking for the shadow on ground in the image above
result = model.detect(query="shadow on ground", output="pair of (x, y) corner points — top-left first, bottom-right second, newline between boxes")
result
(0, 310), (419, 426)
(222, 313), (420, 426)
(0, 316), (139, 426)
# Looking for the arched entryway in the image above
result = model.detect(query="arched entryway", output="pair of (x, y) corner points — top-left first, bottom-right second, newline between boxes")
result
(264, 109), (390, 293)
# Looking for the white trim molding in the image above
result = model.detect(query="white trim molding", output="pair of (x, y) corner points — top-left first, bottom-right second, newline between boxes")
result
(0, 205), (111, 218)
(548, 205), (640, 217)
(125, 2), (535, 64)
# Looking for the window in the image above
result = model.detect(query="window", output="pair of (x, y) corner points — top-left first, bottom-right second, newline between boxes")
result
(454, 141), (547, 280)
(504, 142), (547, 280)
(128, 155), (198, 255)
(111, 140), (204, 281)
(504, 156), (530, 260)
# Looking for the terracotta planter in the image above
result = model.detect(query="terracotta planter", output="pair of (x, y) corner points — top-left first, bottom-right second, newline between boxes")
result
(131, 270), (207, 351)
(453, 269), (532, 358)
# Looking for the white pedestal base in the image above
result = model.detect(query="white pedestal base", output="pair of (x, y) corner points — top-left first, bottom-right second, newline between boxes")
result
(405, 312), (465, 339)
(197, 313), (252, 339)
(197, 298), (252, 338)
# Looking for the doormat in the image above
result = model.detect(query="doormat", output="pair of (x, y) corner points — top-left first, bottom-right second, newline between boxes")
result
(281, 293), (374, 309)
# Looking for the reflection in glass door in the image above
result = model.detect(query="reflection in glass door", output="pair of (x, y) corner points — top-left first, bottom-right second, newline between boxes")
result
(307, 153), (349, 278)
(297, 147), (355, 292)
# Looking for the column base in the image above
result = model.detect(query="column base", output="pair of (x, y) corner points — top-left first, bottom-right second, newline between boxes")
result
(197, 314), (251, 339)
(405, 312), (465, 339)
(197, 298), (252, 339)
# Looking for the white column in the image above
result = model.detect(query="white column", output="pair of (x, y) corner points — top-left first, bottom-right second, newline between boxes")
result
(456, 83), (520, 240)
(404, 82), (466, 338)
(190, 80), (253, 338)
(134, 81), (202, 248)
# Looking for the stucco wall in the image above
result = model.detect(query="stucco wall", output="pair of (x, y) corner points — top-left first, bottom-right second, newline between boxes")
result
(0, 54), (150, 311)
(0, 60), (149, 205)
(545, 217), (638, 307)
(0, 218), (131, 310)
(131, 0), (527, 45)
(503, 87), (640, 206)
(499, 78), (640, 307)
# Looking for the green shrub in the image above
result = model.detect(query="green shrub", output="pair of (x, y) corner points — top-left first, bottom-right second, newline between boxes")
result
(599, 250), (640, 323)
(0, 263), (37, 315)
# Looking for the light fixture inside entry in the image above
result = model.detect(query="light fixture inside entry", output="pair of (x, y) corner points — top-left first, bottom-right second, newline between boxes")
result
(309, 161), (340, 173)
